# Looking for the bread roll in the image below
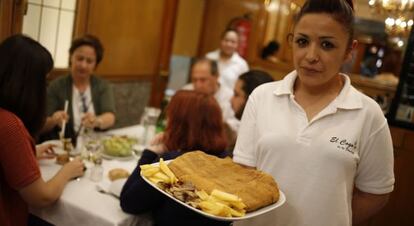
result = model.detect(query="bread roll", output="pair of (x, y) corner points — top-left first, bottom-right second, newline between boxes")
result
(108, 168), (130, 181)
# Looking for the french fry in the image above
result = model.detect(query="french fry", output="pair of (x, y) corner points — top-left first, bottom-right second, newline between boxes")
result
(207, 195), (230, 206)
(153, 172), (170, 183)
(211, 189), (242, 203)
(228, 207), (246, 217)
(215, 202), (233, 217)
(195, 190), (209, 201)
(159, 158), (178, 183)
(199, 200), (224, 216)
(228, 200), (246, 210)
(197, 189), (246, 217)
(140, 164), (156, 170)
(149, 177), (164, 184)
(141, 167), (160, 177)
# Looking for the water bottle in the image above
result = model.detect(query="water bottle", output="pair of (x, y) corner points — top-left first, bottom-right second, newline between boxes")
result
(156, 89), (174, 133)
(141, 107), (161, 146)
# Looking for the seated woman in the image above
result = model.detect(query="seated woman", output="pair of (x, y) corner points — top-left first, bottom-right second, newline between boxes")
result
(41, 35), (116, 143)
(120, 90), (230, 226)
(0, 34), (85, 226)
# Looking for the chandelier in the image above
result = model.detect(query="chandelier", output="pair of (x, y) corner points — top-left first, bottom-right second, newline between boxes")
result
(368, 0), (414, 38)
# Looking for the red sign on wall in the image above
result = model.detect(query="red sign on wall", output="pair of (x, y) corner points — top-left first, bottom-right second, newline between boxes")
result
(228, 15), (252, 58)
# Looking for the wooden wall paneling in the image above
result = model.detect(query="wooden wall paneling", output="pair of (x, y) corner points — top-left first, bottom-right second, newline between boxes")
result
(11, 0), (24, 34)
(369, 148), (414, 226)
(276, 6), (295, 63)
(390, 127), (405, 150)
(172, 0), (205, 57)
(248, 2), (267, 63)
(0, 0), (14, 41)
(0, 0), (25, 41)
(73, 0), (90, 37)
(366, 127), (414, 226)
(84, 0), (166, 77)
(73, 0), (179, 109)
(242, 0), (264, 61)
(352, 42), (366, 73)
(149, 0), (179, 107)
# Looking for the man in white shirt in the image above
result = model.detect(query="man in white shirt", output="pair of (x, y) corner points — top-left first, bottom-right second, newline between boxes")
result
(182, 58), (239, 132)
(206, 29), (249, 92)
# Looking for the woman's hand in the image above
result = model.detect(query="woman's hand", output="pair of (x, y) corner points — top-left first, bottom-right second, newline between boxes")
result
(81, 112), (102, 129)
(61, 157), (85, 180)
(52, 110), (69, 127)
(36, 144), (56, 159)
(148, 132), (167, 155)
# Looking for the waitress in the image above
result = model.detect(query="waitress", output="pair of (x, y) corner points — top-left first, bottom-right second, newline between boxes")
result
(41, 35), (116, 142)
(233, 0), (394, 225)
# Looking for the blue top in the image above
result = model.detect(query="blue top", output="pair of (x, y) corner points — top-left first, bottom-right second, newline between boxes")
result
(120, 149), (231, 226)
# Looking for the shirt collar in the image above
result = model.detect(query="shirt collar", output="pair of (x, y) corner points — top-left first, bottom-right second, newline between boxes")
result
(273, 70), (297, 96)
(334, 73), (362, 110)
(273, 70), (362, 110)
(213, 49), (240, 63)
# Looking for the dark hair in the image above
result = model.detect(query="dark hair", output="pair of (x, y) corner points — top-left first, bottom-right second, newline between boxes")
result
(164, 90), (227, 154)
(69, 34), (104, 66)
(294, 0), (355, 46)
(220, 28), (239, 40)
(0, 34), (53, 137)
(191, 57), (219, 77)
(261, 40), (280, 59)
(238, 70), (274, 97)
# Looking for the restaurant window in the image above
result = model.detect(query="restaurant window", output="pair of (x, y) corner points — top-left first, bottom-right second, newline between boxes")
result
(22, 0), (77, 68)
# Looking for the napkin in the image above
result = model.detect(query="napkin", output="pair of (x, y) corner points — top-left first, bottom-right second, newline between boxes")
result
(96, 178), (127, 198)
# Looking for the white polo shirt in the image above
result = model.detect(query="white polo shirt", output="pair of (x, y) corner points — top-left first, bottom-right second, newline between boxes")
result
(206, 49), (249, 92)
(233, 71), (394, 226)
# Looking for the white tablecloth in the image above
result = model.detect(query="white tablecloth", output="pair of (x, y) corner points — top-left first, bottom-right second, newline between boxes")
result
(31, 125), (153, 226)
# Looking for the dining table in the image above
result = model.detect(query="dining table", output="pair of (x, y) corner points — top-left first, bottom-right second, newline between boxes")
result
(30, 125), (153, 226)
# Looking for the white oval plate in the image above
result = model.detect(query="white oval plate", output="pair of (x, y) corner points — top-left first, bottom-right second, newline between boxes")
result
(141, 160), (286, 221)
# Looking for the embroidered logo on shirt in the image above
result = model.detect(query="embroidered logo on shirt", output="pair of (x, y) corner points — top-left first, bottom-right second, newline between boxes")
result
(330, 137), (357, 154)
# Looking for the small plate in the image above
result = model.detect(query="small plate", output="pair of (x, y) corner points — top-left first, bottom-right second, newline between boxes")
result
(38, 157), (56, 165)
(40, 140), (80, 156)
(40, 140), (64, 154)
(141, 161), (286, 221)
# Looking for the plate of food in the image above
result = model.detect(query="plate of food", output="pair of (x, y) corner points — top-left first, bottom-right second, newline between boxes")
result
(140, 152), (285, 221)
(101, 136), (138, 160)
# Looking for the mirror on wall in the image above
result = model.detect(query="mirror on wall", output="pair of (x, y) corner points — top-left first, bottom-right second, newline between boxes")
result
(261, 0), (300, 64)
(388, 27), (414, 130)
